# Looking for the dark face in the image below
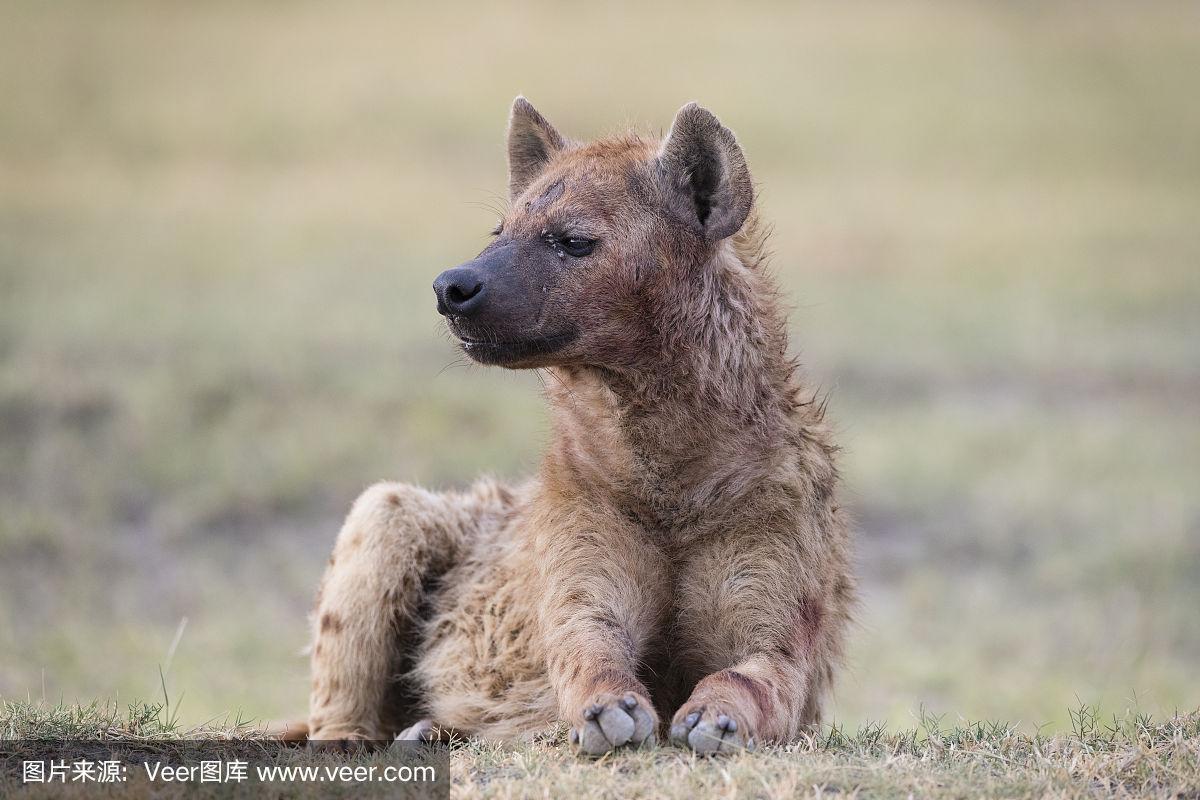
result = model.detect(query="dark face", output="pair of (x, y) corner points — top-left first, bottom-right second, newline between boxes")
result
(432, 99), (752, 370)
(433, 150), (661, 370)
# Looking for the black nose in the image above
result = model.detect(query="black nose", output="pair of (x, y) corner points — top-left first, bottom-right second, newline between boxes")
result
(433, 267), (485, 317)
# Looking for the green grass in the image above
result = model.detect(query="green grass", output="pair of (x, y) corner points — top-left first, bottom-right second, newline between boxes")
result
(0, 701), (442, 799)
(1, 0), (1198, 777)
(3, 701), (1198, 799)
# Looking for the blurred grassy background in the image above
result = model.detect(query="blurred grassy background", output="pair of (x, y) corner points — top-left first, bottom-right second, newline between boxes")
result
(1, 1), (1197, 732)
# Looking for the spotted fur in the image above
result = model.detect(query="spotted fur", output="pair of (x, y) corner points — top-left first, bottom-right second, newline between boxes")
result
(305, 99), (856, 755)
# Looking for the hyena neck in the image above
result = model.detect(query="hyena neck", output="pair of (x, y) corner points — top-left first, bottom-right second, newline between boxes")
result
(545, 236), (808, 526)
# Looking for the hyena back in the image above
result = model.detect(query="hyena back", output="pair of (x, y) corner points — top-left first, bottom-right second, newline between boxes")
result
(307, 98), (855, 755)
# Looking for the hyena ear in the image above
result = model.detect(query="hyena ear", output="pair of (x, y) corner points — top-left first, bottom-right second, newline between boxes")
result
(657, 103), (753, 241)
(507, 96), (567, 200)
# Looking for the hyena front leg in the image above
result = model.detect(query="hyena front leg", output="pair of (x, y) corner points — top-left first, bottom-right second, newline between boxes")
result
(669, 529), (851, 754)
(530, 502), (670, 756)
(308, 480), (512, 742)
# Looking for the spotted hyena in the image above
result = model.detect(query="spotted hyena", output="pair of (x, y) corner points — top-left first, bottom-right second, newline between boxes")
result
(304, 98), (855, 755)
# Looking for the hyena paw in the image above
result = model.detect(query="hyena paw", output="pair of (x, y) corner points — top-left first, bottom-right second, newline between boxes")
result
(394, 719), (436, 743)
(669, 706), (754, 754)
(306, 728), (375, 754)
(569, 692), (657, 756)
(393, 719), (458, 745)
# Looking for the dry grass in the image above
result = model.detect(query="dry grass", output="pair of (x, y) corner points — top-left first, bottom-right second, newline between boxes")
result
(3, 701), (1198, 799)
(448, 712), (1200, 800)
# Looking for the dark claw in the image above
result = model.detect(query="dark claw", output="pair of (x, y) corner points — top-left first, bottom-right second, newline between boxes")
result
(685, 711), (700, 727)
(569, 729), (579, 744)
(621, 694), (638, 710)
(717, 714), (737, 732)
(584, 704), (601, 721)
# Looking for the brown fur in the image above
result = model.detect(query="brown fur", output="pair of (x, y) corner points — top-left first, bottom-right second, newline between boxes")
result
(305, 99), (855, 754)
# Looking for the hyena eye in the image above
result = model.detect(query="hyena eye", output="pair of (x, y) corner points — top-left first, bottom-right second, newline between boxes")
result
(560, 237), (595, 257)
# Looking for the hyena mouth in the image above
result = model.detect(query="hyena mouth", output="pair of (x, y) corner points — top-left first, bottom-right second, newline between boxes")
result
(454, 331), (575, 365)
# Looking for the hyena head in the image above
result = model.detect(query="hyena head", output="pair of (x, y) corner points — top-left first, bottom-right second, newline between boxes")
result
(433, 97), (754, 370)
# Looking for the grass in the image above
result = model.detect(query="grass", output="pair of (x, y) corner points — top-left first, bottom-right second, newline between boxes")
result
(3, 701), (1198, 798)
(1, 1), (1199, 795)
(0, 700), (442, 799)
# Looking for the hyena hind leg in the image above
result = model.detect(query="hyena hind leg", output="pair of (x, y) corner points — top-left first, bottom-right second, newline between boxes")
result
(307, 479), (514, 742)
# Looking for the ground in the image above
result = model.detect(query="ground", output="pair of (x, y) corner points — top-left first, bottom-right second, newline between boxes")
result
(3, 702), (1198, 799)
(0, 0), (1198, 795)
